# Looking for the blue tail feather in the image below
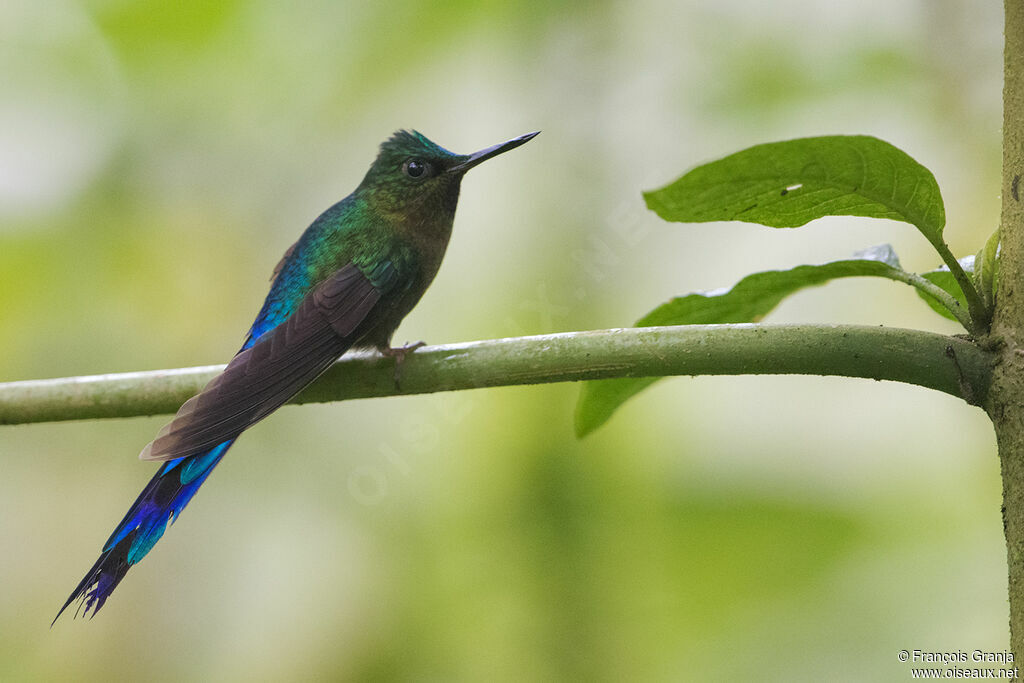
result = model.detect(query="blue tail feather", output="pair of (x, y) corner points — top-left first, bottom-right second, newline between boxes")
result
(55, 323), (273, 624)
(52, 439), (234, 624)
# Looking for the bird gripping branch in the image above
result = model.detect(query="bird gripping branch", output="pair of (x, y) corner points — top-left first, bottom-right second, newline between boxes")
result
(54, 129), (539, 623)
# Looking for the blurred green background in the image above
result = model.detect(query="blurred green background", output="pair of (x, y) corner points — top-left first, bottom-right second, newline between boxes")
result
(0, 1), (1007, 680)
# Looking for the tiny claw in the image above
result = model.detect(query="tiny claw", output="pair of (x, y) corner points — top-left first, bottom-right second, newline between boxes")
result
(378, 341), (426, 390)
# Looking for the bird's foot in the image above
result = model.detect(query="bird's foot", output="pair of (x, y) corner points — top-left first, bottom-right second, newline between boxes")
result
(378, 341), (426, 390)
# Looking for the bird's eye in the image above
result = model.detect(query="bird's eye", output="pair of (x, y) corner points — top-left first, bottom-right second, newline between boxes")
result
(403, 159), (429, 179)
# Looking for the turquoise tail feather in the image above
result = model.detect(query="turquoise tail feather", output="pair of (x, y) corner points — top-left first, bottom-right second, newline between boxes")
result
(53, 440), (234, 624)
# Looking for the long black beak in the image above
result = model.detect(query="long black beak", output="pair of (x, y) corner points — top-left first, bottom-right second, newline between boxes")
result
(447, 131), (540, 174)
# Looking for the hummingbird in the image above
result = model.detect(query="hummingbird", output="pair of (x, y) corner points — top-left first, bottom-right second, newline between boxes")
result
(54, 129), (539, 623)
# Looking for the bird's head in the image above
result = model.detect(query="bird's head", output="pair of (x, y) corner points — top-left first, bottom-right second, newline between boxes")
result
(358, 129), (538, 225)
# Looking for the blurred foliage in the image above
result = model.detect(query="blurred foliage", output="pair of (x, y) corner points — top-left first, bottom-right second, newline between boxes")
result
(0, 0), (1008, 681)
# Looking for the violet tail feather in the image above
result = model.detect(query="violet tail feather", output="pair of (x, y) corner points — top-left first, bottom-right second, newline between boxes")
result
(52, 440), (232, 624)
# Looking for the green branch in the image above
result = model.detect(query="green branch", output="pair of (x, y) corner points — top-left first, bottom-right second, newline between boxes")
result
(0, 324), (994, 426)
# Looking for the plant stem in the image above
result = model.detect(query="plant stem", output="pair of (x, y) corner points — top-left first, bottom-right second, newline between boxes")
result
(990, 0), (1024, 660)
(880, 266), (975, 332)
(0, 324), (993, 426)
(929, 234), (990, 333)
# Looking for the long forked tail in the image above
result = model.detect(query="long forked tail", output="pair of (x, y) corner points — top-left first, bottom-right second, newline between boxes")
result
(52, 439), (235, 624)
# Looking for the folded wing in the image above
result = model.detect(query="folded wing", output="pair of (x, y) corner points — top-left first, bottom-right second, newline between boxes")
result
(140, 264), (383, 462)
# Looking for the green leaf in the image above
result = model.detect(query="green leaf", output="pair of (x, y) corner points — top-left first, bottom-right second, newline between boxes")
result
(974, 228), (1000, 308)
(644, 135), (946, 242)
(575, 245), (908, 437)
(917, 256), (975, 322)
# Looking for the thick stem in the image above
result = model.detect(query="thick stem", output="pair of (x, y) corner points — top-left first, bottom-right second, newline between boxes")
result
(991, 0), (1024, 660)
(0, 324), (993, 426)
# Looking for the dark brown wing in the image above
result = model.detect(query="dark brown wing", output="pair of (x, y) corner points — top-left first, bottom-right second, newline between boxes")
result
(140, 264), (382, 462)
